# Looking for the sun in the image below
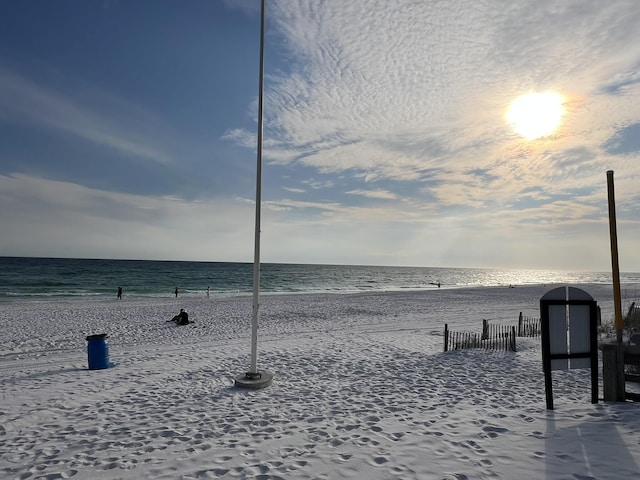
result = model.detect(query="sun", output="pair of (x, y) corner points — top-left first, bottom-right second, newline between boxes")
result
(506, 92), (565, 140)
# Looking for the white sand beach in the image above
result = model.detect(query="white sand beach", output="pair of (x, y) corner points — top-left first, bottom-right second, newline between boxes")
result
(2, 284), (640, 479)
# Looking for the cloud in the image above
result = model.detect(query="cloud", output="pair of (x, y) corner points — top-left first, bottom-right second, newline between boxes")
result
(603, 123), (640, 155)
(4, 1), (640, 270)
(221, 128), (255, 149)
(222, 0), (640, 213)
(347, 189), (397, 200)
(3, 171), (639, 269)
(282, 187), (305, 193)
(0, 174), (256, 261)
(599, 62), (640, 94)
(0, 68), (176, 166)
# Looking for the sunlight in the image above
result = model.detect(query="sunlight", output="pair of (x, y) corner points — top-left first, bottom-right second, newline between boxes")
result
(506, 92), (565, 140)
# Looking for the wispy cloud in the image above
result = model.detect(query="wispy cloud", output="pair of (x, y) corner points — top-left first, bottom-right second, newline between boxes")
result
(0, 68), (176, 166)
(227, 0), (640, 213)
(282, 186), (305, 193)
(347, 189), (397, 200)
(221, 128), (255, 149)
(0, 173), (256, 260)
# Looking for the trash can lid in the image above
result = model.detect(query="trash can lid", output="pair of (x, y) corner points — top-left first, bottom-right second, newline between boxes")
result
(86, 333), (109, 341)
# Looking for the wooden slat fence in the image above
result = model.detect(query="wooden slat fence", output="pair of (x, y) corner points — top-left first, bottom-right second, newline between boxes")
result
(624, 347), (640, 402)
(443, 312), (542, 353)
(444, 323), (516, 352)
(517, 312), (541, 337)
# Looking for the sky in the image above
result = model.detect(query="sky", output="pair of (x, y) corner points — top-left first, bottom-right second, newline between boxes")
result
(1, 0), (640, 271)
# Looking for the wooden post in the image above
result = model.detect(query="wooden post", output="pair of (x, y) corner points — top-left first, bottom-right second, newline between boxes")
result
(607, 171), (624, 333)
(597, 305), (602, 327)
(607, 170), (626, 401)
(602, 343), (624, 401)
(444, 324), (449, 352)
(518, 312), (523, 336)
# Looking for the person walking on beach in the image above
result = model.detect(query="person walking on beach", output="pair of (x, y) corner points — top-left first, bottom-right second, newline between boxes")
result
(206, 286), (210, 298)
(117, 286), (123, 299)
(175, 287), (178, 298)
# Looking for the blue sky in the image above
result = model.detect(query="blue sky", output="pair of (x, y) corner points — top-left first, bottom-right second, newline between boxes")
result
(1, 0), (640, 271)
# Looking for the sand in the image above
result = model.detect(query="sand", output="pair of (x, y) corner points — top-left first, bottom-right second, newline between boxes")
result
(1, 284), (640, 479)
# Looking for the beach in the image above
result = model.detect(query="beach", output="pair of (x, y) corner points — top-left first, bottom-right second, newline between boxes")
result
(2, 284), (640, 479)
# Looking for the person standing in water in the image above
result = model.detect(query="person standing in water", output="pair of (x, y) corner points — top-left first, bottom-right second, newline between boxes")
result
(206, 286), (210, 298)
(117, 286), (123, 299)
(175, 287), (178, 298)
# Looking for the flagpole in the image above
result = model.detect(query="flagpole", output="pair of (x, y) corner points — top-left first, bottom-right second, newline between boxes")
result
(235, 0), (272, 389)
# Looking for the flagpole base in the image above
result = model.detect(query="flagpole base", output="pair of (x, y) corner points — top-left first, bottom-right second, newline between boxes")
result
(234, 371), (273, 389)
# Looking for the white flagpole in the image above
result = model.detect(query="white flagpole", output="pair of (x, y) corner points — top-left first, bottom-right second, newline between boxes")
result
(235, 0), (272, 389)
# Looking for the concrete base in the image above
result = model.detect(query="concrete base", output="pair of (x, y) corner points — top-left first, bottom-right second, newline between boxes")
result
(234, 371), (273, 389)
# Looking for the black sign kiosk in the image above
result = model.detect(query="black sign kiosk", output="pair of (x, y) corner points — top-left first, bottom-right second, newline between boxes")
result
(540, 286), (599, 410)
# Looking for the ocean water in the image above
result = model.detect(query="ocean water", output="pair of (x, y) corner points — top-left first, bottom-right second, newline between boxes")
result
(2, 257), (640, 302)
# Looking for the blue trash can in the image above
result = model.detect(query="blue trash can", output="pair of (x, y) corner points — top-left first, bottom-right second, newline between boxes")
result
(86, 333), (110, 369)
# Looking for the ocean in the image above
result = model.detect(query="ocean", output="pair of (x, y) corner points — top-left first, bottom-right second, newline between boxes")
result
(1, 256), (639, 302)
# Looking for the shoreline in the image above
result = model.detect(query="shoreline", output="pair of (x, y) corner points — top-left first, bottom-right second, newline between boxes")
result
(1, 279), (631, 304)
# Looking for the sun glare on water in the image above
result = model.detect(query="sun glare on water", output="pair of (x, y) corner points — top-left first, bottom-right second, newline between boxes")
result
(506, 92), (565, 140)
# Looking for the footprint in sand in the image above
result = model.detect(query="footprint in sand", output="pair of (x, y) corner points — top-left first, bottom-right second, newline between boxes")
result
(331, 453), (352, 463)
(329, 438), (344, 447)
(460, 439), (488, 455)
(368, 455), (389, 466)
(518, 413), (535, 423)
(194, 468), (230, 477)
(479, 425), (509, 438)
(40, 447), (62, 457)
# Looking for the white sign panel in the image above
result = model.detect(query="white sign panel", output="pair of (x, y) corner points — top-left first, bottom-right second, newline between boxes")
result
(569, 304), (591, 369)
(549, 304), (568, 371)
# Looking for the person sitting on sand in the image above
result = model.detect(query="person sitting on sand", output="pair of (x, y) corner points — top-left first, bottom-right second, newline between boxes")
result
(169, 309), (189, 325)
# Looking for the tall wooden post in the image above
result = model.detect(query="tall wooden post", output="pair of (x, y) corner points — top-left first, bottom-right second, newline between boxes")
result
(606, 170), (625, 400)
(607, 171), (624, 333)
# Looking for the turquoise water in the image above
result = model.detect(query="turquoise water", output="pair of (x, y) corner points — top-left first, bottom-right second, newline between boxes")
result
(1, 256), (639, 301)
